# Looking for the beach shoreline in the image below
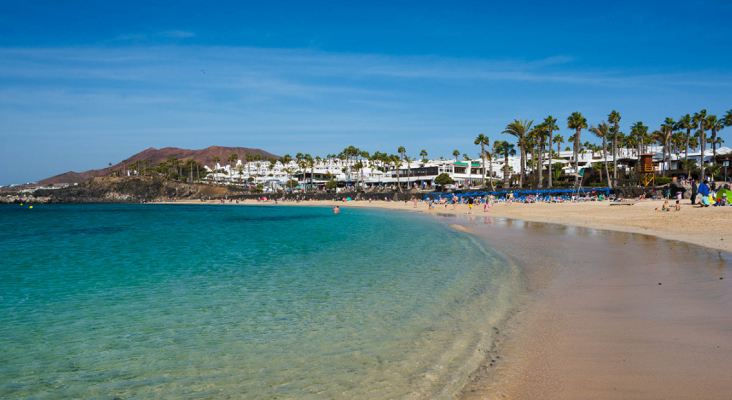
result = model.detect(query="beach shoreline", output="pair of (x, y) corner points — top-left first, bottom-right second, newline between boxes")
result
(146, 198), (732, 398)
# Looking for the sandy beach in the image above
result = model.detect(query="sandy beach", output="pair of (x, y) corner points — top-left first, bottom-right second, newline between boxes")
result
(162, 197), (732, 398)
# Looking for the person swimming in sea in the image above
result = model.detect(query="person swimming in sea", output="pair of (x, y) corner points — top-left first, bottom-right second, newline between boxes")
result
(333, 206), (340, 214)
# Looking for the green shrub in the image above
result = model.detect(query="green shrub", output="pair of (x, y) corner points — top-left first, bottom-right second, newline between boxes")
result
(325, 180), (338, 189)
(434, 173), (454, 185)
(656, 177), (672, 185)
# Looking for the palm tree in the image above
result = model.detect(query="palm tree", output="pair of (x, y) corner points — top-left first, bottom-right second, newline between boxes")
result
(229, 153), (238, 173)
(630, 121), (648, 158)
(283, 167), (295, 189)
(236, 164), (245, 183)
(244, 153), (254, 185)
(485, 143), (497, 191)
(211, 156), (220, 181)
(693, 110), (708, 181)
(357, 151), (368, 191)
(542, 116), (559, 188)
(566, 112), (588, 186)
(420, 149), (428, 163)
(705, 163), (722, 181)
(474, 134), (490, 186)
(724, 109), (732, 126)
(108, 162), (112, 177)
(650, 126), (671, 177)
(675, 114), (696, 177)
(122, 159), (128, 176)
(404, 155), (414, 189)
(452, 149), (460, 161)
(297, 159), (307, 192)
(495, 140), (516, 187)
(529, 124), (549, 188)
(689, 134), (700, 153)
(706, 115), (724, 161)
(553, 134), (564, 155)
(589, 122), (612, 186)
(398, 146), (406, 160)
(660, 117), (675, 176)
(502, 119), (533, 188)
(462, 154), (472, 187)
(306, 155), (315, 191)
(390, 154), (403, 192)
(607, 110), (621, 180)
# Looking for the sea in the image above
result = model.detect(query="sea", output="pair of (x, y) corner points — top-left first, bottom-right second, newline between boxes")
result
(0, 204), (519, 399)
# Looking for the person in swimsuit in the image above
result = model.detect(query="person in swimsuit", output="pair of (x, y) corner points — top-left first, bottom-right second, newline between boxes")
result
(333, 206), (340, 214)
(467, 197), (474, 214)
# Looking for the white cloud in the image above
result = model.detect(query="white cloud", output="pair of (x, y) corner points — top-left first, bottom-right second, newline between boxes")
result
(163, 30), (195, 38)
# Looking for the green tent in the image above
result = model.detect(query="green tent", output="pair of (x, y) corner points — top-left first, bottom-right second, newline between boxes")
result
(716, 188), (732, 202)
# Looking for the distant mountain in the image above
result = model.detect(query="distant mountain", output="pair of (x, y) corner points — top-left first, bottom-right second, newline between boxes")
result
(38, 146), (280, 185)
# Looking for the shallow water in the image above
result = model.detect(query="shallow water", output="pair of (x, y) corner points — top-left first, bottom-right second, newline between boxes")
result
(0, 204), (519, 399)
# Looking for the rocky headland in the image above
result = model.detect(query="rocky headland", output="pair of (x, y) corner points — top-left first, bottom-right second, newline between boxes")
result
(1, 176), (244, 204)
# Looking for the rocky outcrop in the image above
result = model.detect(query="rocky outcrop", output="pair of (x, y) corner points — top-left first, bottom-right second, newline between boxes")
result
(0, 177), (244, 204)
(38, 146), (280, 185)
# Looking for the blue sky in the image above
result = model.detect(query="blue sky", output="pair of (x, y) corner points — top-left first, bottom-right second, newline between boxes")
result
(1, 0), (732, 185)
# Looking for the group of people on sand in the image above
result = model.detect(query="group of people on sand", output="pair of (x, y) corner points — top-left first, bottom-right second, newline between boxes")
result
(690, 179), (730, 208)
(423, 194), (496, 213)
(660, 199), (682, 212)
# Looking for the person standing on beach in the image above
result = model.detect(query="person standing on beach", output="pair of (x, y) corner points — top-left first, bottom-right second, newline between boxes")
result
(698, 180), (710, 207)
(467, 196), (474, 214)
(691, 180), (698, 205)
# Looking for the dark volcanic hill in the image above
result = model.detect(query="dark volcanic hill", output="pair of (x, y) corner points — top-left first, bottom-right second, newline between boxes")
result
(38, 146), (280, 185)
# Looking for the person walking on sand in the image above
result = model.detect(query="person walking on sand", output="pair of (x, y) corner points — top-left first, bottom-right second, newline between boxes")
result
(484, 196), (490, 212)
(467, 196), (474, 214)
(691, 179), (698, 205)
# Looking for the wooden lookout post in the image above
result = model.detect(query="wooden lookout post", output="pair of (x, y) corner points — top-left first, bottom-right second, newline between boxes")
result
(637, 154), (658, 186)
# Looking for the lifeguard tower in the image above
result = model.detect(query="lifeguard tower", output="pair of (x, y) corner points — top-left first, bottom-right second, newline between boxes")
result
(637, 154), (658, 186)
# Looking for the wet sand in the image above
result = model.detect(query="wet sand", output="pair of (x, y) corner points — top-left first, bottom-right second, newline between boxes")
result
(447, 216), (732, 400)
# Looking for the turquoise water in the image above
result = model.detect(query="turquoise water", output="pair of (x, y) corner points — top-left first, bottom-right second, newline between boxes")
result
(0, 204), (519, 399)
